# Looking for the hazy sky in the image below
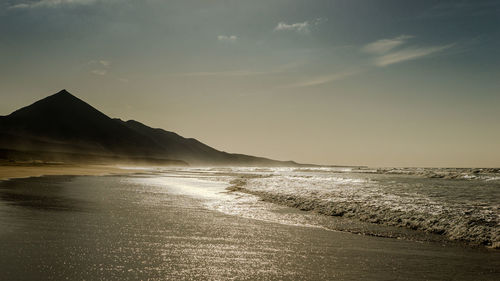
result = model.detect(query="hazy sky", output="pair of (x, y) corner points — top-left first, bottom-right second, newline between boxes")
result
(1, 0), (499, 167)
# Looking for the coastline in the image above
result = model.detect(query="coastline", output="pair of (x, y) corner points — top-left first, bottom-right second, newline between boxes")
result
(223, 168), (500, 249)
(2, 164), (498, 250)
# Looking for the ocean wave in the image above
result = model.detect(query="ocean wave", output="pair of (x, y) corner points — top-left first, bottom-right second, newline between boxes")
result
(227, 173), (499, 247)
(275, 166), (500, 182)
(367, 167), (500, 181)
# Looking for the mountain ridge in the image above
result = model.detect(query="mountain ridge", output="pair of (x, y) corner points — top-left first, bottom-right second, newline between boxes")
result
(0, 90), (301, 166)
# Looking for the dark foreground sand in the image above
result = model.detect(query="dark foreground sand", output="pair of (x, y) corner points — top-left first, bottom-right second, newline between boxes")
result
(0, 175), (498, 280)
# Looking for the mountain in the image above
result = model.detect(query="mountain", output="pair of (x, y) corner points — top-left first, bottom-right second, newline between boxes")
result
(0, 90), (299, 166)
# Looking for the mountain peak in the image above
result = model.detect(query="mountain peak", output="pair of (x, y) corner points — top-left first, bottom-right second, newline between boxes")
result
(46, 89), (80, 102)
(1, 90), (152, 151)
(54, 89), (72, 96)
(6, 89), (107, 124)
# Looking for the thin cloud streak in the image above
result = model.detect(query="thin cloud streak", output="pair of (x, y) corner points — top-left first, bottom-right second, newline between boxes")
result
(88, 60), (111, 67)
(275, 21), (310, 33)
(217, 35), (238, 43)
(362, 35), (414, 54)
(363, 35), (455, 67)
(375, 44), (454, 66)
(91, 69), (107, 75)
(177, 70), (268, 77)
(274, 18), (326, 34)
(9, 0), (96, 9)
(283, 69), (362, 88)
(177, 62), (303, 77)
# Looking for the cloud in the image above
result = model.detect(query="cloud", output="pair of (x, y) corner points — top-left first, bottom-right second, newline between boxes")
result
(10, 0), (97, 9)
(284, 35), (454, 88)
(284, 69), (361, 88)
(217, 35), (237, 43)
(91, 69), (107, 75)
(88, 59), (110, 75)
(362, 35), (414, 54)
(274, 18), (326, 34)
(374, 44), (454, 66)
(88, 59), (110, 67)
(178, 70), (266, 77)
(176, 62), (304, 78)
(275, 21), (310, 33)
(363, 35), (454, 67)
(98, 60), (110, 67)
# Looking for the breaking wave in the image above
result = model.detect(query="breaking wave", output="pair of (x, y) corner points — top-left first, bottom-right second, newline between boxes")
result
(222, 167), (499, 248)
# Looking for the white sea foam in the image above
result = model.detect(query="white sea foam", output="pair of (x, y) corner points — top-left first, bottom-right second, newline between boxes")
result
(201, 167), (499, 247)
(127, 173), (330, 230)
(136, 167), (499, 247)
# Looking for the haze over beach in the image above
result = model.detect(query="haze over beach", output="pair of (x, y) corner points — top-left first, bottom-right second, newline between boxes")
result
(1, 0), (499, 280)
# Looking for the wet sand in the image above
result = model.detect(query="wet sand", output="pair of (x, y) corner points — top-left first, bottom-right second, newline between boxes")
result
(0, 162), (137, 180)
(0, 175), (498, 280)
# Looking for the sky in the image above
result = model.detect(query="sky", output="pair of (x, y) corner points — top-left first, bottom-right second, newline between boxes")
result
(1, 0), (499, 167)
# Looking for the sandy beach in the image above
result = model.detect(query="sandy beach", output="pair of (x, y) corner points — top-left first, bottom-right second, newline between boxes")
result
(0, 162), (140, 181)
(0, 171), (499, 280)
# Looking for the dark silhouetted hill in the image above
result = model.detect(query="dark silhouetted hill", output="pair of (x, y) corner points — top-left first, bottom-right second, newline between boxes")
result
(0, 90), (299, 166)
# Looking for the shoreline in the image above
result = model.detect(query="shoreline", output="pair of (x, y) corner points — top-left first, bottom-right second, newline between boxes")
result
(224, 172), (499, 249)
(2, 164), (498, 250)
(227, 180), (499, 250)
